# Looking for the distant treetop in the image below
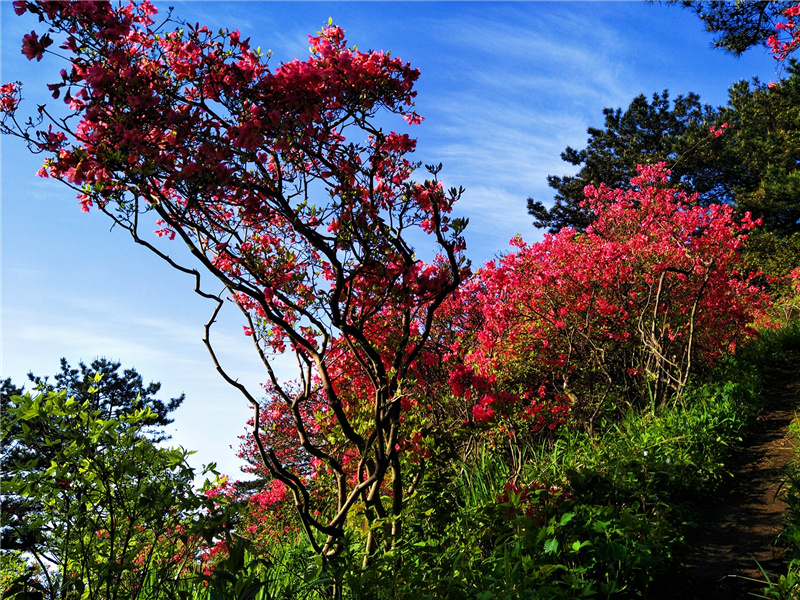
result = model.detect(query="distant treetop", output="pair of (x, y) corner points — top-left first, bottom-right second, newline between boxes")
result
(669, 1), (798, 56)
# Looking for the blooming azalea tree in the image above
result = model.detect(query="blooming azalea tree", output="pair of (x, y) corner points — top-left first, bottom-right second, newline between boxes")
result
(1, 0), (468, 560)
(446, 164), (770, 436)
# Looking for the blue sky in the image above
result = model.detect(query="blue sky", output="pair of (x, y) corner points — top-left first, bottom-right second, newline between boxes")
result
(1, 1), (784, 479)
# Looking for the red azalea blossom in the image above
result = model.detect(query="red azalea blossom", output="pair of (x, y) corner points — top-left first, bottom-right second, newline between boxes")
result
(767, 2), (800, 61)
(0, 82), (20, 113)
(21, 30), (52, 61)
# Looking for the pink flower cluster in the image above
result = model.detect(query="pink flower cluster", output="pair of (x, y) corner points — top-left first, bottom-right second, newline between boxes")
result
(767, 2), (800, 62)
(709, 122), (730, 137)
(443, 164), (770, 430)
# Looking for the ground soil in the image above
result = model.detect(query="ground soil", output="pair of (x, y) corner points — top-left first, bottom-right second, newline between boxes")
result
(652, 359), (800, 600)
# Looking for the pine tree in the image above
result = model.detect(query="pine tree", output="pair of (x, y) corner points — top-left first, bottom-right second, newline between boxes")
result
(528, 90), (728, 232)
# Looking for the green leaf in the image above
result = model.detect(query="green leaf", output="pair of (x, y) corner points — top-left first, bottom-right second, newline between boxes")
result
(571, 539), (591, 553)
(543, 538), (559, 554)
(304, 555), (324, 583)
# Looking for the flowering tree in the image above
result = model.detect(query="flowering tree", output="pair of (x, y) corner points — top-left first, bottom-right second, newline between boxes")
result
(448, 165), (769, 435)
(1, 0), (468, 559)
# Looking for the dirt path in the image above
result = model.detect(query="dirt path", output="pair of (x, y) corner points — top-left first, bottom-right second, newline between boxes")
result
(653, 360), (800, 600)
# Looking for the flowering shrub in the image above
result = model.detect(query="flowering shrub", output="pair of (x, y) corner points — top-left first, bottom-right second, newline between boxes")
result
(446, 164), (770, 434)
(190, 474), (296, 577)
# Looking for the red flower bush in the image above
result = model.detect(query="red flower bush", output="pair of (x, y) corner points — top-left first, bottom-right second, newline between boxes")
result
(445, 164), (770, 434)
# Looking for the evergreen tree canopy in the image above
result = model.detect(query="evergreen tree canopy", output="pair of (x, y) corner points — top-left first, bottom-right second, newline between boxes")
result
(529, 65), (800, 293)
(531, 66), (800, 234)
(723, 61), (800, 238)
(527, 90), (729, 232)
(15, 358), (184, 440)
(669, 1), (797, 56)
(724, 61), (800, 290)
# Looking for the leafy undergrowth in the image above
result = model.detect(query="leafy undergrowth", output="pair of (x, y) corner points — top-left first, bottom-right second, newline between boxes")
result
(353, 367), (763, 598)
(254, 328), (791, 600)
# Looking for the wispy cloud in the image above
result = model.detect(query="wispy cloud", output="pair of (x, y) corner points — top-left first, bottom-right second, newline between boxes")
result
(171, 1), (317, 63)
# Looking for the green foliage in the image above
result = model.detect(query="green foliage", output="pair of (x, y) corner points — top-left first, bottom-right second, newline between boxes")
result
(668, 1), (797, 56)
(1, 550), (47, 600)
(212, 322), (791, 600)
(760, 563), (800, 600)
(745, 231), (800, 298)
(770, 439), (800, 600)
(18, 357), (185, 439)
(527, 89), (726, 233)
(0, 340), (791, 600)
(1, 386), (203, 600)
(1, 359), (185, 556)
(1, 338), (767, 600)
(724, 62), (800, 240)
(723, 63), (800, 293)
(1, 332), (789, 600)
(199, 537), (273, 600)
(734, 319), (800, 368)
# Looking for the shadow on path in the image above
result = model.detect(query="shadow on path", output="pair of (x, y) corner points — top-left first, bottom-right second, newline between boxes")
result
(652, 361), (800, 600)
